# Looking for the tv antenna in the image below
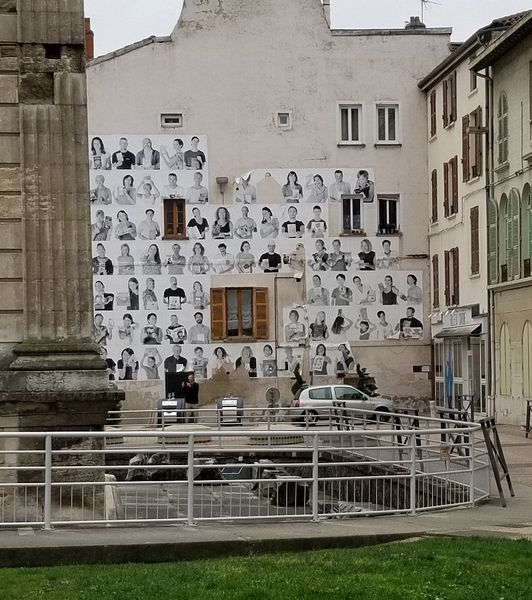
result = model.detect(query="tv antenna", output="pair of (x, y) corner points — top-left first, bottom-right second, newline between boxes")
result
(421, 0), (441, 23)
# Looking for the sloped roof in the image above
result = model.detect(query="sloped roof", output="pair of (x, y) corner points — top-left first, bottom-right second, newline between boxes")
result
(418, 10), (531, 90)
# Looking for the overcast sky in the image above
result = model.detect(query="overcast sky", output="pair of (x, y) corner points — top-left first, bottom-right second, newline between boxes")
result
(85, 0), (532, 58)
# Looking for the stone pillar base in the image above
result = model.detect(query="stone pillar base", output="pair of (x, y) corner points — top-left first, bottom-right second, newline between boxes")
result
(0, 388), (124, 523)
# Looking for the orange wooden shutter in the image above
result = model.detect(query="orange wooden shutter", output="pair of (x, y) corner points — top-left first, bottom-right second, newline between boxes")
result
(210, 288), (226, 340)
(253, 288), (269, 340)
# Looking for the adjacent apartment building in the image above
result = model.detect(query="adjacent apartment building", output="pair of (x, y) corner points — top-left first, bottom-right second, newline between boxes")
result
(418, 14), (528, 419)
(86, 0), (452, 409)
(471, 12), (532, 425)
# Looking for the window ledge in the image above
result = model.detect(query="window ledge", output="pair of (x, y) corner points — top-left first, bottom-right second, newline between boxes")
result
(443, 120), (456, 131)
(429, 134), (437, 143)
(375, 230), (402, 237)
(340, 230), (367, 237)
(466, 175), (482, 185)
(162, 236), (189, 241)
(468, 87), (478, 98)
(374, 142), (402, 148)
(337, 141), (366, 147)
(445, 212), (458, 221)
(494, 161), (509, 174)
(469, 272), (481, 280)
(219, 337), (258, 343)
(430, 219), (439, 227)
(523, 150), (532, 162)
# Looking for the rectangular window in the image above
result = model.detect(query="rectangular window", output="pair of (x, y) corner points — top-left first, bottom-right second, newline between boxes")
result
(442, 71), (457, 127)
(211, 287), (268, 341)
(377, 194), (399, 234)
(462, 110), (483, 182)
(432, 254), (439, 309)
(444, 156), (458, 216)
(339, 104), (361, 143)
(376, 104), (399, 143)
(163, 197), (186, 239)
(470, 206), (480, 275)
(451, 247), (460, 305)
(443, 161), (449, 217)
(470, 70), (477, 92)
(434, 341), (444, 378)
(451, 156), (458, 214)
(160, 113), (183, 128)
(430, 90), (437, 137)
(277, 112), (291, 128)
(342, 195), (363, 232)
(431, 169), (438, 223)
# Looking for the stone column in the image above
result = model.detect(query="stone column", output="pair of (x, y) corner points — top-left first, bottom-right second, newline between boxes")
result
(0, 0), (122, 428)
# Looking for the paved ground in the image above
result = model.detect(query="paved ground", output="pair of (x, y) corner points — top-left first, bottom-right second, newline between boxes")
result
(0, 424), (530, 568)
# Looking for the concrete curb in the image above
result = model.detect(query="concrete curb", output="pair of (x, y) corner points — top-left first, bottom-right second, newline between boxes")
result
(0, 531), (423, 569)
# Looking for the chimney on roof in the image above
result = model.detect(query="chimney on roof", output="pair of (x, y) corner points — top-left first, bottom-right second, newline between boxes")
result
(84, 17), (94, 61)
(322, 0), (331, 28)
(405, 16), (426, 30)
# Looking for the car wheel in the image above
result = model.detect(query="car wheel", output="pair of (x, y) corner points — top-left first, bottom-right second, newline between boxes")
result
(375, 407), (390, 423)
(304, 410), (319, 426)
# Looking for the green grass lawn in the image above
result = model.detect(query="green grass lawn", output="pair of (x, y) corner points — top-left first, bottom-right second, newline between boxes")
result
(2, 537), (531, 599)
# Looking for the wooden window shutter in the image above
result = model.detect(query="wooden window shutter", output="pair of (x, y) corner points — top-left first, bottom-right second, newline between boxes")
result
(510, 193), (520, 278)
(444, 250), (450, 306)
(470, 206), (479, 275)
(450, 71), (457, 122)
(443, 161), (449, 217)
(442, 79), (448, 126)
(462, 115), (470, 182)
(452, 247), (460, 305)
(210, 288), (227, 340)
(253, 288), (269, 340)
(432, 254), (439, 309)
(451, 156), (458, 213)
(475, 107), (483, 177)
(430, 90), (436, 137)
(431, 169), (438, 222)
(487, 200), (498, 284)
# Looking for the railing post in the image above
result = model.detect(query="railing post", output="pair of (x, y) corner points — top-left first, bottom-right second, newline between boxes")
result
(409, 432), (417, 515)
(312, 433), (319, 522)
(469, 430), (476, 506)
(43, 435), (52, 530)
(187, 434), (195, 527)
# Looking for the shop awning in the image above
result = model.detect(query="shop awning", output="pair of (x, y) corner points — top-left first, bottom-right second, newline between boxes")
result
(434, 324), (482, 338)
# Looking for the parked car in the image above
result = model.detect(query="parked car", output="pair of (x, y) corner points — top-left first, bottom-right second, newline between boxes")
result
(291, 384), (393, 425)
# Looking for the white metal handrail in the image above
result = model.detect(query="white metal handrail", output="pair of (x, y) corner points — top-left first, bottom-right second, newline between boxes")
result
(0, 409), (490, 530)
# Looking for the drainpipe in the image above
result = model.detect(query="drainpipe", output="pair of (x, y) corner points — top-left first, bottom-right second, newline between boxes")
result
(476, 66), (496, 417)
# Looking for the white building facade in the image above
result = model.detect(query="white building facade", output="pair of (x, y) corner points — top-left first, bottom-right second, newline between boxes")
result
(86, 0), (453, 410)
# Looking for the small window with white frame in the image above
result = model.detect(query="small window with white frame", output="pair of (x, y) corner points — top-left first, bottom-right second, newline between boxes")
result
(161, 113), (183, 129)
(376, 103), (399, 143)
(277, 112), (291, 128)
(338, 103), (362, 144)
(377, 194), (400, 234)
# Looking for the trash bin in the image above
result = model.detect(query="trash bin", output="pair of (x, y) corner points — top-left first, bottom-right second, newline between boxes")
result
(216, 397), (244, 426)
(157, 397), (186, 426)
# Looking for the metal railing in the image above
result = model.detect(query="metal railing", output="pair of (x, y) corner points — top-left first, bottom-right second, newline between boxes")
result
(0, 408), (491, 529)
